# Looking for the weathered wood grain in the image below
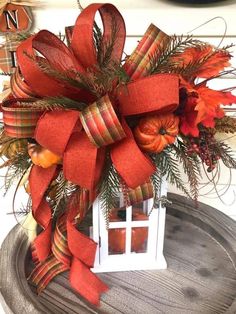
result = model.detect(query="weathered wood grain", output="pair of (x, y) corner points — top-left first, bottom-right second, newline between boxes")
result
(1, 193), (236, 314)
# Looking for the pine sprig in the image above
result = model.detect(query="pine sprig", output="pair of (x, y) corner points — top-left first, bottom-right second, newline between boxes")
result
(151, 149), (191, 198)
(93, 21), (103, 58)
(214, 141), (236, 169)
(48, 172), (79, 219)
(23, 51), (88, 90)
(21, 96), (87, 111)
(96, 14), (120, 68)
(214, 116), (236, 134)
(170, 46), (232, 81)
(148, 35), (202, 75)
(98, 157), (121, 227)
(9, 32), (33, 42)
(75, 62), (129, 98)
(3, 152), (32, 195)
(172, 140), (201, 202)
(151, 171), (162, 209)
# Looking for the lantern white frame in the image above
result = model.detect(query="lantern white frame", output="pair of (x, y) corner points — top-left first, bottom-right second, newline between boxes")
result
(91, 181), (167, 273)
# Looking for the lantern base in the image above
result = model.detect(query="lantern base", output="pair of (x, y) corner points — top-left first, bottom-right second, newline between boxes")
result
(92, 253), (167, 273)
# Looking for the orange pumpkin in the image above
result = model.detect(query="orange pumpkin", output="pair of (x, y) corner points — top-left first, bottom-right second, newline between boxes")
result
(134, 114), (179, 153)
(109, 208), (148, 254)
(28, 143), (62, 168)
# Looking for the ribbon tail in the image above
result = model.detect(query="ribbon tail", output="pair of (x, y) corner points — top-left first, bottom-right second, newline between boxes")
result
(28, 254), (69, 294)
(111, 121), (155, 189)
(32, 201), (52, 262)
(29, 165), (57, 261)
(70, 258), (108, 306)
(29, 214), (71, 293)
(67, 190), (108, 305)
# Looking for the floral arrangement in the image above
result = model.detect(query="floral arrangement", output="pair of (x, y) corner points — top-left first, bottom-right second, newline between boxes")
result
(1, 2), (236, 306)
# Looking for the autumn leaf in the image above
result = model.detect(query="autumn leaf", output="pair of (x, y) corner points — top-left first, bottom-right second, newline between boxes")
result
(178, 81), (236, 137)
(194, 85), (236, 124)
(171, 45), (231, 79)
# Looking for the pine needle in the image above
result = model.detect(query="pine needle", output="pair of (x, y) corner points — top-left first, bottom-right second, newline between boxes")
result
(214, 116), (236, 134)
(98, 157), (121, 227)
(23, 51), (88, 90)
(151, 149), (191, 198)
(21, 96), (87, 111)
(151, 171), (162, 209)
(214, 141), (236, 169)
(172, 140), (201, 202)
(3, 152), (32, 195)
(148, 35), (202, 75)
(48, 172), (79, 219)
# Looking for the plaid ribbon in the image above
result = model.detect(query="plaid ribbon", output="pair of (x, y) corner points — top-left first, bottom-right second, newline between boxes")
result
(29, 189), (92, 294)
(124, 24), (170, 80)
(128, 181), (153, 205)
(11, 67), (37, 98)
(80, 94), (126, 148)
(0, 39), (18, 74)
(29, 215), (70, 294)
(2, 100), (43, 138)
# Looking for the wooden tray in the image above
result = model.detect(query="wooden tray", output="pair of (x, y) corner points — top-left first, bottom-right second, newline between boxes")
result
(1, 193), (236, 314)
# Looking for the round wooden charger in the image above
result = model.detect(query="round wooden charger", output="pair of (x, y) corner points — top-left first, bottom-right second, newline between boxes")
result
(1, 193), (236, 314)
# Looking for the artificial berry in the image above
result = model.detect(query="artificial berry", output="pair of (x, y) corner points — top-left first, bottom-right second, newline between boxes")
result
(186, 130), (221, 171)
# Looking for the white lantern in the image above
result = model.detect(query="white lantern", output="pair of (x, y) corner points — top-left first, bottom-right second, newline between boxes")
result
(90, 181), (167, 273)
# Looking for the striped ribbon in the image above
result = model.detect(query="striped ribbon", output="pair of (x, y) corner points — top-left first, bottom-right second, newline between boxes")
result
(29, 215), (70, 294)
(11, 67), (37, 98)
(128, 181), (153, 205)
(124, 24), (170, 80)
(2, 99), (43, 138)
(80, 94), (126, 148)
(29, 189), (96, 296)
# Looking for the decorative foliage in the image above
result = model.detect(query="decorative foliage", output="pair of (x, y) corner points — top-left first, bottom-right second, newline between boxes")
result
(98, 156), (121, 227)
(1, 2), (236, 306)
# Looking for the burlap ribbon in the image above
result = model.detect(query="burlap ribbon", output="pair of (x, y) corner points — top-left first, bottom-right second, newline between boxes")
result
(8, 3), (179, 305)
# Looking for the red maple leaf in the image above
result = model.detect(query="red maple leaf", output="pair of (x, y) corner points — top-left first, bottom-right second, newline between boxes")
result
(179, 80), (236, 136)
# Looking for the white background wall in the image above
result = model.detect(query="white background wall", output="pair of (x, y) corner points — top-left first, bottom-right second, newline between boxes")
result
(1, 0), (236, 312)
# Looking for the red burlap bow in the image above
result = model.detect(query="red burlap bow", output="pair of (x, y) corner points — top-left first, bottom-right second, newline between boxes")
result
(14, 3), (179, 305)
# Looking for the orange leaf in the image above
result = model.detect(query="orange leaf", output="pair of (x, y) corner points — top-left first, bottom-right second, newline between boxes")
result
(172, 45), (231, 79)
(178, 81), (236, 137)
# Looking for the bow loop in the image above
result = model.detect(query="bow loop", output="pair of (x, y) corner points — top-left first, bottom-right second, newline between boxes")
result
(80, 94), (126, 148)
(118, 74), (179, 116)
(71, 3), (126, 69)
(16, 30), (93, 101)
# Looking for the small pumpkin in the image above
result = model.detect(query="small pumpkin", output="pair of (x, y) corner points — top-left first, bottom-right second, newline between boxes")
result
(109, 208), (148, 254)
(134, 114), (179, 153)
(28, 143), (62, 168)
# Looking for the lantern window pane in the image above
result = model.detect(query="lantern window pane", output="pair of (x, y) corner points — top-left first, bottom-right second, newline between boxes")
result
(109, 207), (127, 222)
(108, 228), (126, 255)
(132, 205), (149, 221)
(131, 227), (148, 253)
